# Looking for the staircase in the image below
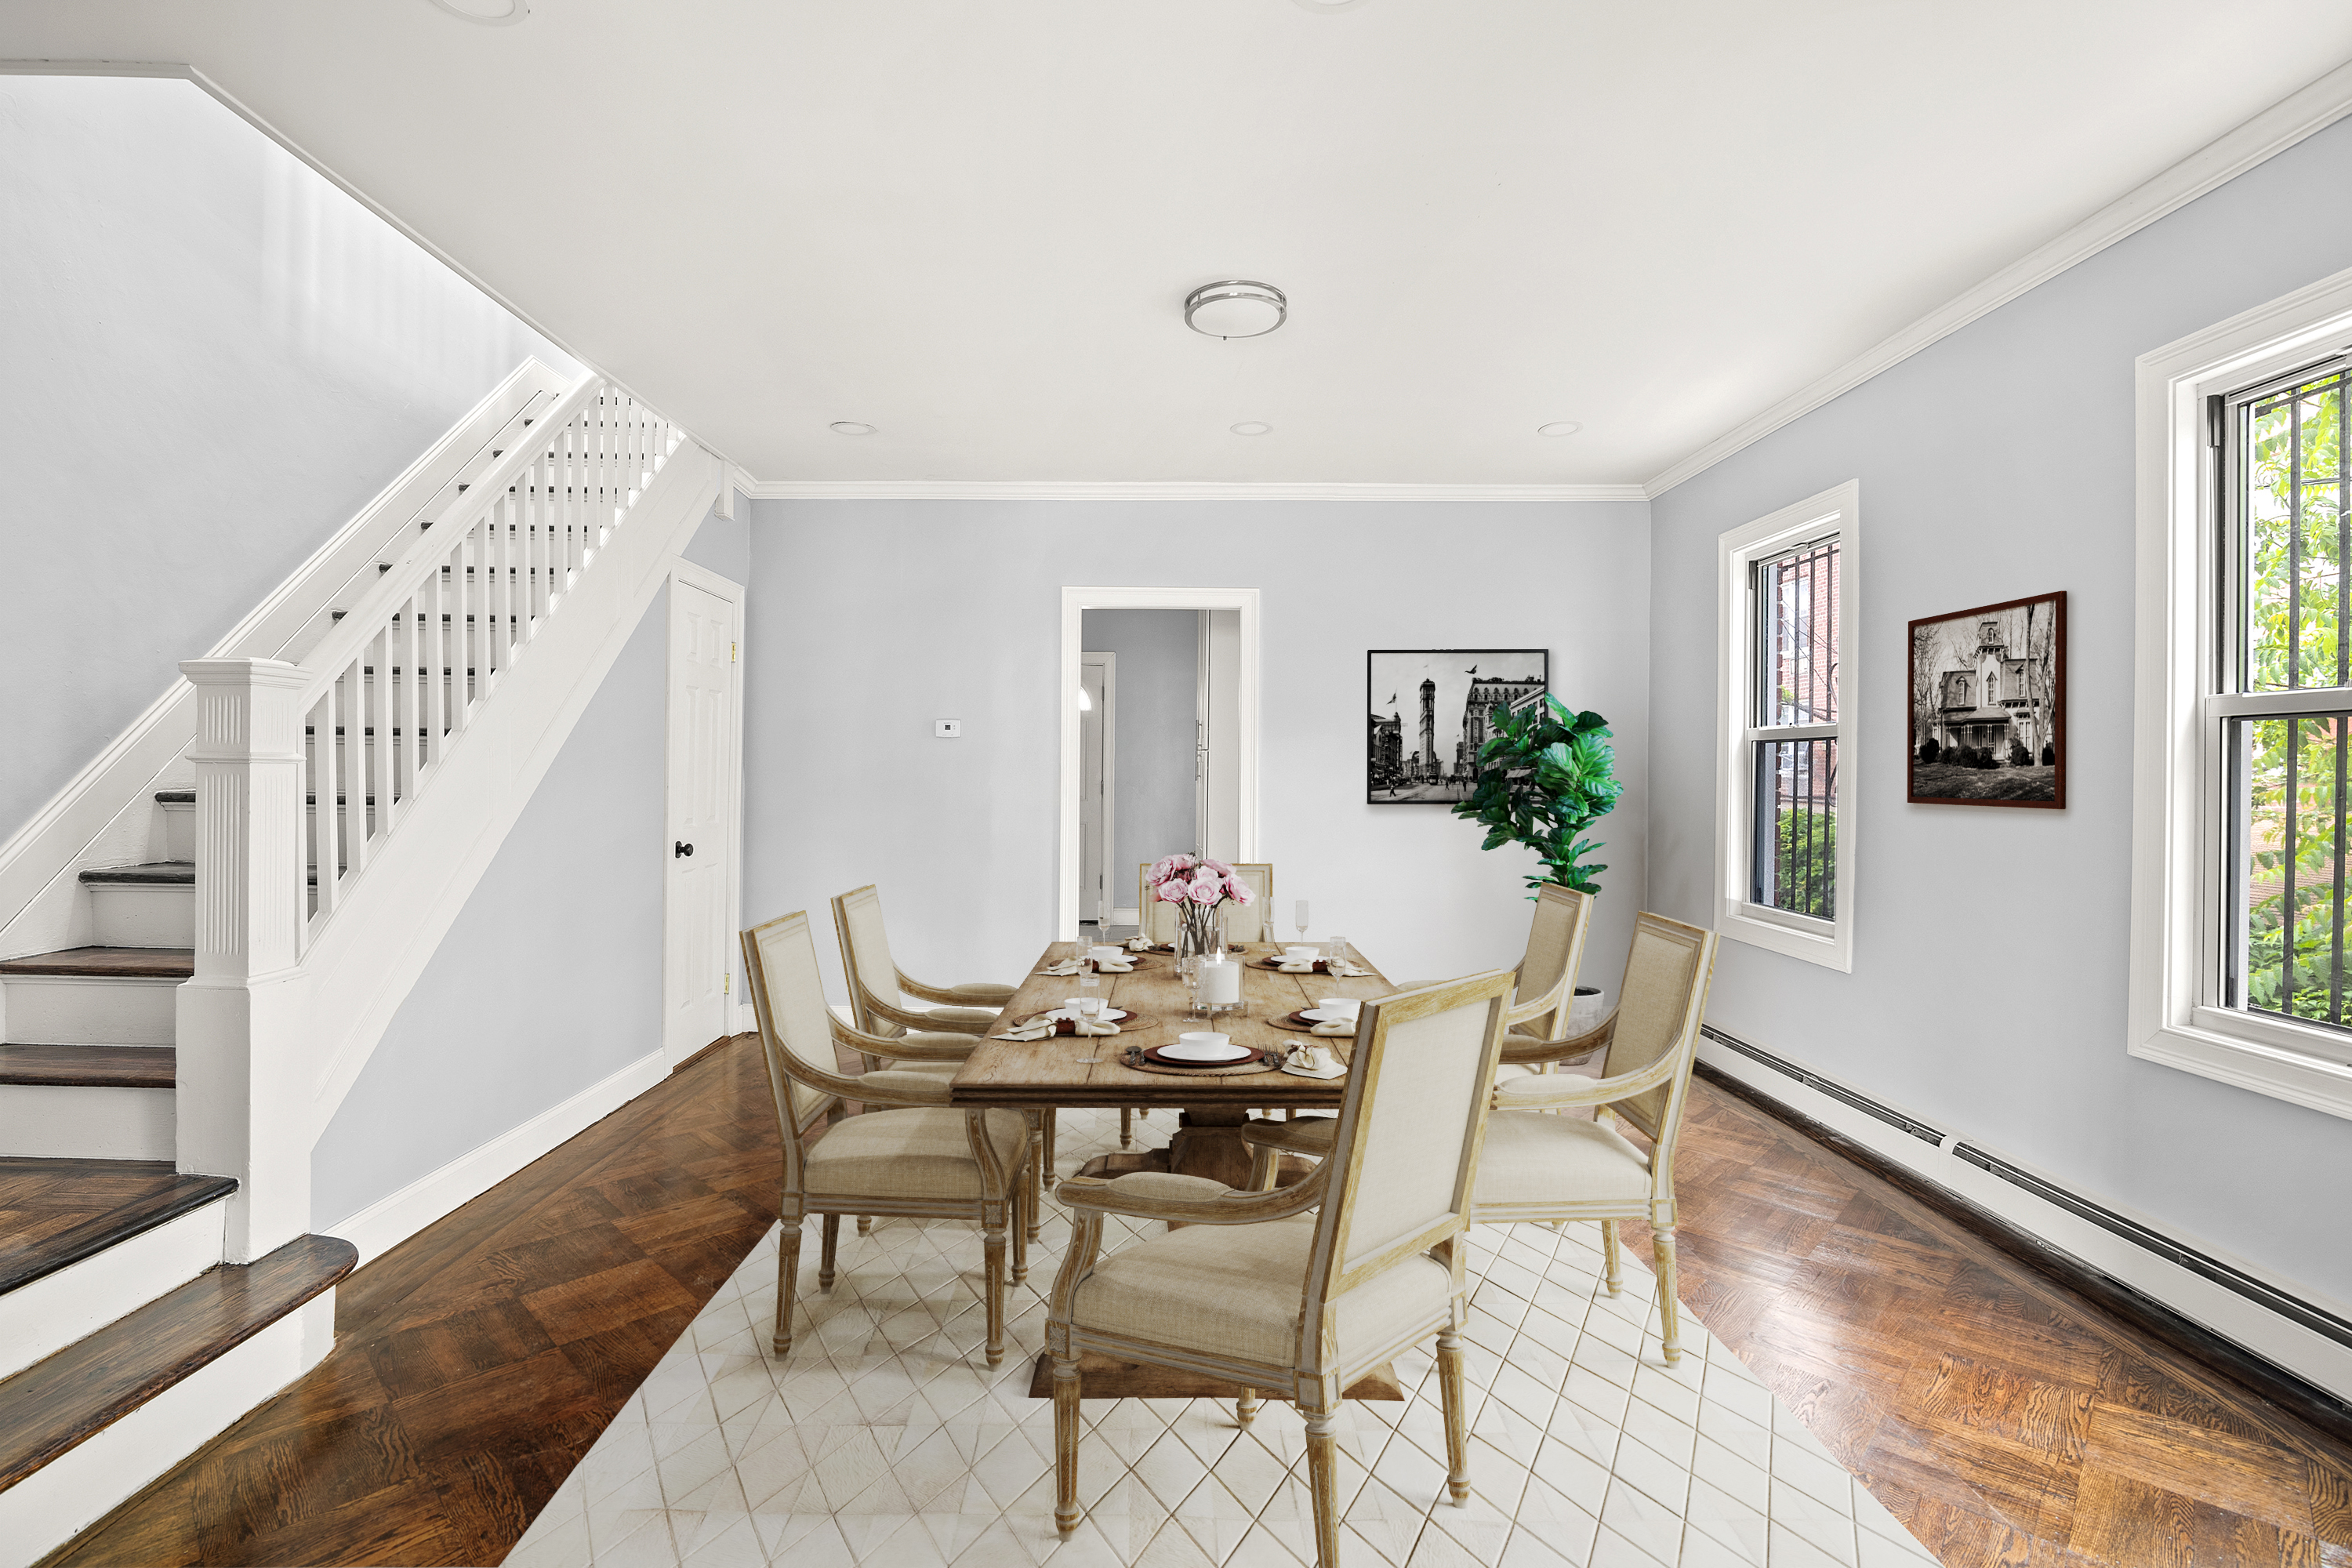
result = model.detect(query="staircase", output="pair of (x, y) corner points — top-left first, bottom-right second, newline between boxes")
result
(0, 365), (717, 1566)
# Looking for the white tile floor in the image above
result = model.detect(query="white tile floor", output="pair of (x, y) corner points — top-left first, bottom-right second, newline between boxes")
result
(506, 1109), (1940, 1568)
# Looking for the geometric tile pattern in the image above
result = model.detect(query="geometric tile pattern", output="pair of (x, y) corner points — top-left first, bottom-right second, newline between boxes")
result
(506, 1107), (1940, 1567)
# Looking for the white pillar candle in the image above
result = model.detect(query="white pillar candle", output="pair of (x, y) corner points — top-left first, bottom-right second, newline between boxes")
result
(1199, 957), (1242, 1007)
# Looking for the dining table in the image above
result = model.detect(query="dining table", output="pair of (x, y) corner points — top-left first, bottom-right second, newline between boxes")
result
(949, 938), (1393, 1190)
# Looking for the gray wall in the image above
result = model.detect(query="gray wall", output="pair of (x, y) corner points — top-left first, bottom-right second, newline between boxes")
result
(0, 74), (572, 842)
(741, 497), (1652, 997)
(311, 583), (669, 1229)
(1080, 608), (1198, 901)
(1646, 116), (2352, 1304)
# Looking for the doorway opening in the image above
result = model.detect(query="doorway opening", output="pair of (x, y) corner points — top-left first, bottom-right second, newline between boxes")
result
(662, 562), (744, 1068)
(1059, 587), (1259, 939)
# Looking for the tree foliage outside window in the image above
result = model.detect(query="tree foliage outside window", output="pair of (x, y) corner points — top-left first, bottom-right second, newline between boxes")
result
(2239, 366), (2350, 1026)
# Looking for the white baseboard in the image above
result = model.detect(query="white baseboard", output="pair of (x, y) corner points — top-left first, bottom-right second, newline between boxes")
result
(325, 1049), (669, 1265)
(1697, 1033), (2352, 1406)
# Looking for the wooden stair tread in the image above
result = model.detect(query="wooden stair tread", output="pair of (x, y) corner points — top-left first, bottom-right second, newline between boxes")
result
(0, 1233), (354, 1492)
(0, 1045), (174, 1089)
(0, 1158), (236, 1296)
(75, 862), (194, 887)
(0, 948), (194, 979)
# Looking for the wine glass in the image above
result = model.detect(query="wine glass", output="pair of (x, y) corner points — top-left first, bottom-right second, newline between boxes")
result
(1293, 898), (1311, 947)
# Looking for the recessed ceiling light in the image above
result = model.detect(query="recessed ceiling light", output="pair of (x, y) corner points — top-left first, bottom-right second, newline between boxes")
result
(1537, 421), (1583, 437)
(1230, 422), (1272, 437)
(1185, 281), (1287, 339)
(829, 421), (876, 437)
(1291, 0), (1370, 11)
(430, 0), (529, 23)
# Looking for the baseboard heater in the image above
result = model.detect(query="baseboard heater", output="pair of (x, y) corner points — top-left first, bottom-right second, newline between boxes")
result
(1951, 1143), (2352, 1353)
(1701, 1022), (2352, 1356)
(1700, 1025), (1945, 1145)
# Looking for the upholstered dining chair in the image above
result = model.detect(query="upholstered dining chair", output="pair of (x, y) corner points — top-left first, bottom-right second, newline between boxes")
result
(741, 909), (1032, 1367)
(1137, 861), (1274, 946)
(1387, 884), (1594, 1094)
(1046, 970), (1515, 1563)
(1244, 910), (1720, 1365)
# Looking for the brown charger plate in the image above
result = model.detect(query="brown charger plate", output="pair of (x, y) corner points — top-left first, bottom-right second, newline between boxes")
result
(1252, 958), (1348, 974)
(1124, 1044), (1282, 1078)
(1269, 1011), (1356, 1035)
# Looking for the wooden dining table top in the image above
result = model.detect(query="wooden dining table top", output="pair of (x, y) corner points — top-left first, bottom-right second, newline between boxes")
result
(948, 940), (1393, 1109)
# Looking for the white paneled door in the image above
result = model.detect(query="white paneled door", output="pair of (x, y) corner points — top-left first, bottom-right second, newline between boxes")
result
(665, 571), (741, 1065)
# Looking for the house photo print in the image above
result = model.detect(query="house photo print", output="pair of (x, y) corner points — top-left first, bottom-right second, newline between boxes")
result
(1367, 649), (1548, 804)
(1907, 592), (2066, 808)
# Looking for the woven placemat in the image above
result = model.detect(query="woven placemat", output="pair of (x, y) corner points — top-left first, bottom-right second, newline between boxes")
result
(1120, 1045), (1283, 1078)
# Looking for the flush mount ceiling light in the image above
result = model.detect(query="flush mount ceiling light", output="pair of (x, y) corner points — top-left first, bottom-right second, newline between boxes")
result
(430, 0), (529, 23)
(1230, 422), (1272, 437)
(1185, 281), (1287, 340)
(829, 421), (876, 436)
(1537, 421), (1583, 437)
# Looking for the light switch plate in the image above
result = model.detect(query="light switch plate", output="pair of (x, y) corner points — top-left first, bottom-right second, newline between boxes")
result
(935, 719), (963, 738)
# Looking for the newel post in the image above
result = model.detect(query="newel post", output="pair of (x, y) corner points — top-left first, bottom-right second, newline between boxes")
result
(176, 658), (313, 1262)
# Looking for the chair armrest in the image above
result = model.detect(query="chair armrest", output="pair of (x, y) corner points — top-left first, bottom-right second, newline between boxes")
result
(1505, 969), (1572, 1029)
(1490, 1045), (1679, 1110)
(869, 1031), (980, 1063)
(863, 994), (993, 1035)
(1497, 1007), (1617, 1067)
(1240, 1118), (1337, 1157)
(1056, 1161), (1327, 1225)
(900, 975), (1018, 1007)
(853, 1070), (953, 1105)
(924, 1005), (1004, 1029)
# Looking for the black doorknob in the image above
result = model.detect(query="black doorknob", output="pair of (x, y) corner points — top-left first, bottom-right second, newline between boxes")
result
(674, 840), (694, 858)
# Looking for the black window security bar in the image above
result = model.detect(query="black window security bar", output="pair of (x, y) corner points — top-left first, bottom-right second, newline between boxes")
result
(1749, 536), (1839, 922)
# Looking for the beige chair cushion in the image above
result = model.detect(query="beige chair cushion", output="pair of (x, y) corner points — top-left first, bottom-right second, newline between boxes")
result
(924, 1004), (1003, 1027)
(1473, 1112), (1652, 1208)
(806, 1107), (1025, 1201)
(1070, 1205), (1450, 1369)
(946, 982), (1018, 1005)
(853, 1069), (953, 1103)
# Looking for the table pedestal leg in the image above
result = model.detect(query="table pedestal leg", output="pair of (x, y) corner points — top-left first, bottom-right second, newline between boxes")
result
(1165, 1107), (1258, 1189)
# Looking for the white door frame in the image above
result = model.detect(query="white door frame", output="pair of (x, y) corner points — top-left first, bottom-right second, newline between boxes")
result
(1059, 586), (1259, 938)
(1080, 651), (1117, 924)
(663, 560), (746, 1062)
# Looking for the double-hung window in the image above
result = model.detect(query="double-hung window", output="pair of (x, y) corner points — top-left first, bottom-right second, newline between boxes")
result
(1717, 481), (1860, 971)
(2132, 267), (2352, 1118)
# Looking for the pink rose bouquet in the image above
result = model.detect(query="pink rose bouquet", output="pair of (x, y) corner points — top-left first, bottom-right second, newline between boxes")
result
(1145, 855), (1251, 956)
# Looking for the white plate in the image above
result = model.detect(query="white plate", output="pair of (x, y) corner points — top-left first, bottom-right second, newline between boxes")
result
(1160, 1039), (1251, 1063)
(1299, 1008), (1359, 1023)
(1047, 1007), (1131, 1023)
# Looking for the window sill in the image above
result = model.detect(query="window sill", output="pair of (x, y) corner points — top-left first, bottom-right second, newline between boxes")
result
(1719, 903), (1851, 972)
(2135, 1011), (2352, 1122)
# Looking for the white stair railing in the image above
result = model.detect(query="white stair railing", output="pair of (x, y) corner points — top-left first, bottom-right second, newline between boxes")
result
(288, 375), (677, 944)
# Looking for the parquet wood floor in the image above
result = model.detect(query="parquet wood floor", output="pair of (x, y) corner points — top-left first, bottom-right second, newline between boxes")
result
(45, 1039), (782, 1568)
(42, 1036), (2352, 1566)
(1614, 1076), (2352, 1567)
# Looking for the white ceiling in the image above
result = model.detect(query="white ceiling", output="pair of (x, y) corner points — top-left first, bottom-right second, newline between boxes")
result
(7, 2), (2352, 486)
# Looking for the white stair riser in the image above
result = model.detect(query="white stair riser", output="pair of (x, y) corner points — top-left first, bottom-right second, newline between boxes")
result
(158, 799), (196, 863)
(87, 884), (194, 949)
(0, 1294), (332, 1568)
(0, 1083), (174, 1161)
(2, 977), (178, 1045)
(0, 1196), (224, 1381)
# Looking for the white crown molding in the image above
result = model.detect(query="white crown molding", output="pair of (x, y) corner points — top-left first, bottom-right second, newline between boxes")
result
(743, 479), (1646, 502)
(1644, 55), (2352, 500)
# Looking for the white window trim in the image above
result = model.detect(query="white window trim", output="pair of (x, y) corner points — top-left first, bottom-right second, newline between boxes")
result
(2132, 263), (2352, 1121)
(1714, 480), (1860, 971)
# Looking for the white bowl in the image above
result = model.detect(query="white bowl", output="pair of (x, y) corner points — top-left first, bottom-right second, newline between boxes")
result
(1087, 946), (1123, 964)
(1282, 946), (1319, 962)
(1315, 997), (1361, 1018)
(1163, 1032), (1248, 1063)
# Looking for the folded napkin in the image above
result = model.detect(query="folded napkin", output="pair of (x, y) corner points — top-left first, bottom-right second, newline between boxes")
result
(995, 1015), (1123, 1042)
(1094, 956), (1134, 973)
(1039, 958), (1086, 976)
(1276, 958), (1364, 976)
(1308, 1018), (1356, 1037)
(1282, 1046), (1346, 1079)
(1125, 936), (1155, 952)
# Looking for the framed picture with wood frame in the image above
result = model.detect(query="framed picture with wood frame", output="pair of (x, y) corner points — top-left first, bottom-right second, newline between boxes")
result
(1907, 592), (2066, 808)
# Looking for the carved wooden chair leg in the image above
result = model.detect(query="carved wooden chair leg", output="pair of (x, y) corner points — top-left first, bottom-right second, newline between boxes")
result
(1011, 1179), (1031, 1287)
(774, 1224), (802, 1355)
(1601, 1218), (1624, 1296)
(1436, 1326), (1472, 1505)
(857, 1215), (873, 1236)
(819, 1213), (841, 1290)
(1302, 1403), (1343, 1567)
(1653, 1211), (1683, 1365)
(1043, 1109), (1058, 1189)
(1051, 1352), (1083, 1534)
(983, 1204), (1007, 1367)
(1025, 1112), (1047, 1243)
(1120, 1107), (1134, 1149)
(1236, 1387), (1258, 1428)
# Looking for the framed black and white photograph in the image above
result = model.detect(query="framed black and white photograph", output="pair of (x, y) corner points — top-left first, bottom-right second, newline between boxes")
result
(1907, 592), (2066, 808)
(1367, 648), (1548, 804)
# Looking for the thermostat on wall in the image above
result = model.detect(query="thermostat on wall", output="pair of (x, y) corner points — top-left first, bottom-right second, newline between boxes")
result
(935, 719), (963, 738)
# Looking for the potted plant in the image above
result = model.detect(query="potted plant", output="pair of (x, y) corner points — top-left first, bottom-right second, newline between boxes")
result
(1450, 695), (1624, 897)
